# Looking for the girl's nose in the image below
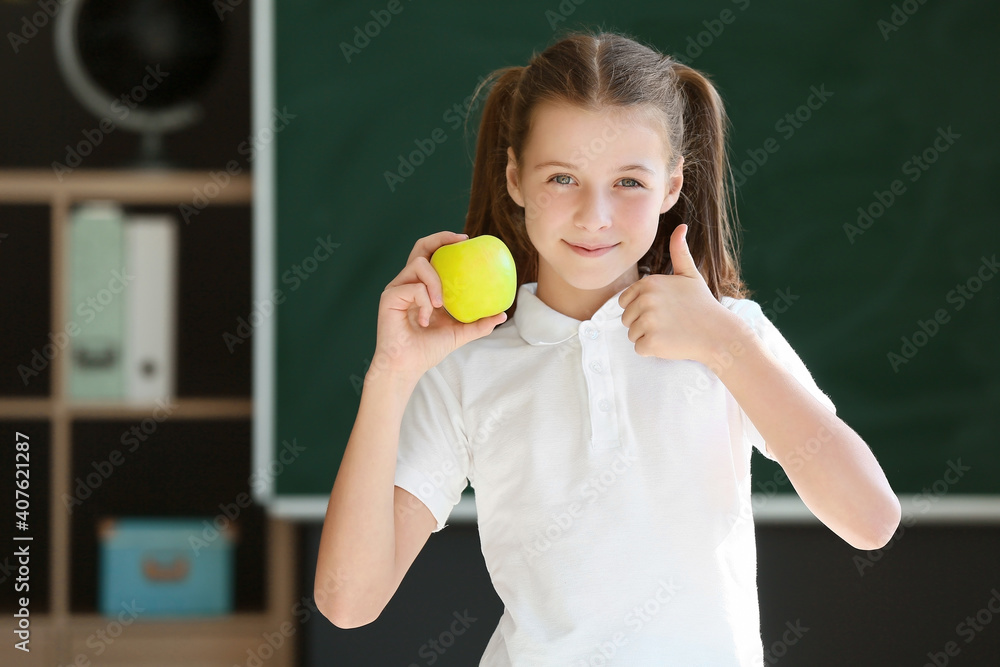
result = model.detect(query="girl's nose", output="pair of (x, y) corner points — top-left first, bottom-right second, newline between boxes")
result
(575, 188), (612, 232)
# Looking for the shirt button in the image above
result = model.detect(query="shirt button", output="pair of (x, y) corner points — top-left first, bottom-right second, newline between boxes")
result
(588, 329), (599, 340)
(590, 361), (603, 373)
(598, 398), (611, 411)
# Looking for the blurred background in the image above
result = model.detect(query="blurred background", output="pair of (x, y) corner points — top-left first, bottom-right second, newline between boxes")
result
(0, 0), (998, 665)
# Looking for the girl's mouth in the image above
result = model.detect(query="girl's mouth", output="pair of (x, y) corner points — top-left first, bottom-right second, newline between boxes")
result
(567, 241), (617, 257)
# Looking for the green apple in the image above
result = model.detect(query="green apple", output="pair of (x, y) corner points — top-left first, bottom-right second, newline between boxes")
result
(430, 234), (517, 323)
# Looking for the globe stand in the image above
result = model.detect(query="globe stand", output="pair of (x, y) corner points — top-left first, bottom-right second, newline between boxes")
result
(121, 131), (178, 170)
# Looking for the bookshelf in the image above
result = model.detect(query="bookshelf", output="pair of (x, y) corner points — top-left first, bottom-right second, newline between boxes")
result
(0, 169), (297, 666)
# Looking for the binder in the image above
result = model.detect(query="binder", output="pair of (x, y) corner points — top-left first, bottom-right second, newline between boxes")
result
(123, 214), (178, 402)
(68, 202), (126, 399)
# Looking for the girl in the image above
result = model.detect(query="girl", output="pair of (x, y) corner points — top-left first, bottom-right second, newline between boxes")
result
(315, 29), (900, 665)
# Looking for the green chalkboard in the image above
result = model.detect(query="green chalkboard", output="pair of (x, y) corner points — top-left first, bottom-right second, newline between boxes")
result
(267, 0), (999, 504)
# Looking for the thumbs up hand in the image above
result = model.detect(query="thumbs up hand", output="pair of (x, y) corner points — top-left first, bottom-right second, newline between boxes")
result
(618, 224), (742, 364)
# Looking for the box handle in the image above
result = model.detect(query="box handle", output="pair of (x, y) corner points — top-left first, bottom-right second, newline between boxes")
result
(142, 556), (190, 582)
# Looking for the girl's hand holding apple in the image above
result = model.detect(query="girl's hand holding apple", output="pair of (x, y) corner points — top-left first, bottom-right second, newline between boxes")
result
(371, 231), (509, 382)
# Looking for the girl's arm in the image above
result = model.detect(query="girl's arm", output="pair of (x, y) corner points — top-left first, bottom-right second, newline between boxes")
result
(314, 368), (438, 628)
(618, 225), (900, 550)
(713, 319), (901, 550)
(313, 231), (505, 628)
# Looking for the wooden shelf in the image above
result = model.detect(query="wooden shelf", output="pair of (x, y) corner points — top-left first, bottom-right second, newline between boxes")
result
(0, 169), (296, 666)
(0, 397), (253, 419)
(0, 169), (252, 205)
(64, 610), (273, 631)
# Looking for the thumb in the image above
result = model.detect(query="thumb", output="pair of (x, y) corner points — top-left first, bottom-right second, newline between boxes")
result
(669, 224), (701, 279)
(458, 311), (508, 345)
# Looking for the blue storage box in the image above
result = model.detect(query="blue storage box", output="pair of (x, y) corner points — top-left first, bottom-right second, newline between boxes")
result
(98, 517), (237, 617)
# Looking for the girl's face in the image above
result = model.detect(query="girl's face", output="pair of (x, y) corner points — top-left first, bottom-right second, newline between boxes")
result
(505, 102), (683, 321)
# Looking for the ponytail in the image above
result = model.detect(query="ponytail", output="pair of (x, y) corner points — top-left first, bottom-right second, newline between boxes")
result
(644, 62), (748, 301)
(463, 66), (538, 320)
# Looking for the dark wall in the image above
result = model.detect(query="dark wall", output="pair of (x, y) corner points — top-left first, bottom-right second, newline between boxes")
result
(300, 521), (1000, 666)
(300, 523), (504, 667)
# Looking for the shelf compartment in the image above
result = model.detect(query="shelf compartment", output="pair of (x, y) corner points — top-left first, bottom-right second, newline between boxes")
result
(68, 419), (265, 614)
(0, 205), (52, 398)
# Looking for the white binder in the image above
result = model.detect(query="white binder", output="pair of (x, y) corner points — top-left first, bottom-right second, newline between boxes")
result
(123, 215), (178, 402)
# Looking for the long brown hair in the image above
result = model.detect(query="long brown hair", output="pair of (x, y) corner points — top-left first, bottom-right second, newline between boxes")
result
(462, 29), (751, 319)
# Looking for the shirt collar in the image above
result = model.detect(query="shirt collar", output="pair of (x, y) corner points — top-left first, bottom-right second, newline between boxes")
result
(514, 282), (628, 346)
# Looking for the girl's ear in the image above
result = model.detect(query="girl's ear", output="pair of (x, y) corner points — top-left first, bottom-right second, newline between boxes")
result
(506, 146), (526, 208)
(659, 155), (684, 214)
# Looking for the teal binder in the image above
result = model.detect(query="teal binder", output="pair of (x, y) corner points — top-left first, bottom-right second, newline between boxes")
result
(68, 202), (125, 399)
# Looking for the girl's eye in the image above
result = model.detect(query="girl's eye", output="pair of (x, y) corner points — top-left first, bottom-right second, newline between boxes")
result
(548, 175), (645, 188)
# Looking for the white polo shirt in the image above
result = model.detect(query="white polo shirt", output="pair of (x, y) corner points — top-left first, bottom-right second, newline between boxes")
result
(395, 281), (836, 666)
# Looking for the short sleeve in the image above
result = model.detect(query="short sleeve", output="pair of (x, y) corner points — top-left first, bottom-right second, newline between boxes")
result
(727, 299), (837, 462)
(395, 364), (471, 532)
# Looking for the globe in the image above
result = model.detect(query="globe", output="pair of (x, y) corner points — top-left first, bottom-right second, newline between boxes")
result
(54, 0), (226, 167)
(76, 0), (223, 109)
